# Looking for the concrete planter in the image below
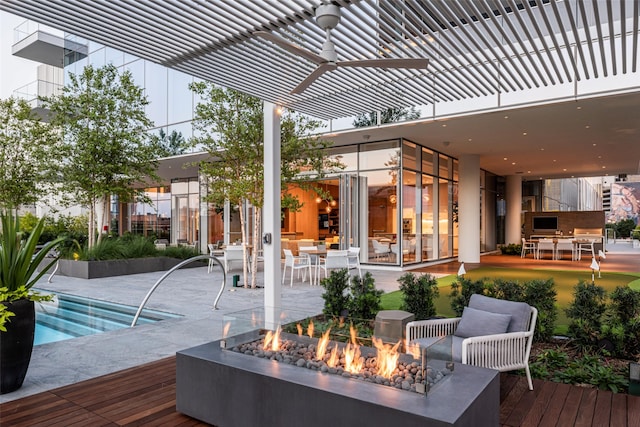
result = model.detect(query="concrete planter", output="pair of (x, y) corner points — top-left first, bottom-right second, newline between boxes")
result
(57, 257), (200, 279)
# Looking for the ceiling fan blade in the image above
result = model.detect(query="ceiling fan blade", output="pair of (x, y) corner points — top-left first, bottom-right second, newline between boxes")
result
(291, 63), (336, 94)
(254, 31), (326, 65)
(337, 58), (428, 69)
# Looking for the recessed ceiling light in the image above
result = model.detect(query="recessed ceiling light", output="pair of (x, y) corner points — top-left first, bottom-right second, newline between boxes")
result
(540, 148), (545, 151)
(527, 171), (531, 173)
(563, 168), (567, 171)
(504, 115), (509, 119)
(577, 106), (582, 110)
(512, 162), (516, 165)
(468, 138), (472, 142)
(602, 166), (606, 169)
(585, 125), (590, 129)
(503, 157), (508, 160)
(592, 143), (596, 146)
(442, 124), (447, 127)
(523, 132), (527, 136)
(553, 159), (557, 162)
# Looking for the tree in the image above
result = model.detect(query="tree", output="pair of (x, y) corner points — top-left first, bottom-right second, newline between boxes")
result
(0, 97), (59, 211)
(43, 64), (161, 248)
(352, 106), (420, 127)
(190, 82), (343, 288)
(151, 128), (187, 157)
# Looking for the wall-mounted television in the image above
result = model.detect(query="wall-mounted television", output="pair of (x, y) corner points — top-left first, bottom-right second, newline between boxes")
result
(533, 216), (558, 231)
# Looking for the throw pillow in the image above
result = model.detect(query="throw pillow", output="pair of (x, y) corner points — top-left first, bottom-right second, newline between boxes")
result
(454, 306), (512, 338)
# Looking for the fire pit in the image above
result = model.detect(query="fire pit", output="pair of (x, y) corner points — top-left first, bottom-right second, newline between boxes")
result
(177, 307), (499, 427)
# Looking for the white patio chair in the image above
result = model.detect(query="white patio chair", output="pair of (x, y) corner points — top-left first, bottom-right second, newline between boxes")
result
(371, 239), (391, 261)
(390, 239), (411, 261)
(282, 249), (312, 287)
(347, 246), (362, 279)
(223, 245), (245, 273)
(317, 250), (349, 282)
(298, 246), (319, 285)
(555, 239), (574, 260)
(536, 239), (555, 260)
(575, 239), (596, 261)
(521, 238), (536, 258)
(406, 294), (538, 390)
(207, 243), (224, 273)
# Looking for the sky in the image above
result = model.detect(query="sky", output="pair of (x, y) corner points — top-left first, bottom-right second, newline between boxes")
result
(0, 11), (39, 99)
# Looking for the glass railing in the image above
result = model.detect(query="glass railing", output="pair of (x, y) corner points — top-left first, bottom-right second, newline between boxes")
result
(13, 80), (63, 107)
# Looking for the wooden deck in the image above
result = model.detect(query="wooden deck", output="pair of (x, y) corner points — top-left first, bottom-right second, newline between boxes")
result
(1, 356), (639, 426)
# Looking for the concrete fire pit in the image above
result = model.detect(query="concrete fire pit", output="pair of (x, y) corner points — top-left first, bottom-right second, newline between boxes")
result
(177, 339), (499, 426)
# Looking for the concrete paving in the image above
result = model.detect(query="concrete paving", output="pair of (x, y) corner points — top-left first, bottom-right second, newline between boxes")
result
(1, 264), (416, 403)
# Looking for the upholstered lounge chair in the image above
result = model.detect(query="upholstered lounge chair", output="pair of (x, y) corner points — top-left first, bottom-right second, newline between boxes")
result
(406, 294), (538, 390)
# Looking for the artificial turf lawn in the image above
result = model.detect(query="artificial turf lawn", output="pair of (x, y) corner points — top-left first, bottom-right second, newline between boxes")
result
(379, 266), (640, 330)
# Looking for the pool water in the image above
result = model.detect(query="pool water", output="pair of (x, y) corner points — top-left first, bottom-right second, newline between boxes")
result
(33, 291), (182, 345)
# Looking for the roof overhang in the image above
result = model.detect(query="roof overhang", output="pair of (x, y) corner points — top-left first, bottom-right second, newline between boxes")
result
(1, 0), (639, 179)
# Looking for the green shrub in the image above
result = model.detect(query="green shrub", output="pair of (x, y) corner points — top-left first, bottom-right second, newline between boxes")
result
(449, 277), (488, 316)
(320, 269), (351, 317)
(499, 243), (522, 255)
(489, 278), (525, 302)
(162, 245), (201, 259)
(348, 272), (383, 320)
(397, 272), (439, 320)
(601, 286), (640, 358)
(553, 353), (628, 393)
(615, 218), (636, 239)
(565, 281), (607, 349)
(523, 279), (557, 342)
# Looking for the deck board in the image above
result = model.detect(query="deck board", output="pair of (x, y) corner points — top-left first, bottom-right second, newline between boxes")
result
(1, 357), (638, 427)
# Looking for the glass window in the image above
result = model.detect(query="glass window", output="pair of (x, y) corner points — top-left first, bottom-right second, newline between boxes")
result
(125, 59), (144, 87)
(359, 140), (400, 170)
(89, 47), (105, 68)
(400, 170), (417, 263)
(145, 61), (168, 126)
(168, 69), (194, 124)
(167, 122), (192, 150)
(439, 154), (451, 179)
(402, 140), (418, 171)
(452, 159), (459, 182)
(325, 145), (357, 171)
(361, 170), (397, 265)
(105, 47), (124, 67)
(421, 174), (435, 260)
(422, 147), (434, 175)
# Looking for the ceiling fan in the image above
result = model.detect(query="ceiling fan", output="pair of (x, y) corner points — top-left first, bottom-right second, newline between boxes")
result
(255, 4), (428, 94)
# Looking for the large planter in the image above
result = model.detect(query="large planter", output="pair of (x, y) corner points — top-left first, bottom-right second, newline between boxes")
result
(0, 299), (36, 394)
(55, 257), (202, 279)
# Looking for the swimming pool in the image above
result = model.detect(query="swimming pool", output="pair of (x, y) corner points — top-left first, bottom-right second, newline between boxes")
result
(33, 290), (182, 345)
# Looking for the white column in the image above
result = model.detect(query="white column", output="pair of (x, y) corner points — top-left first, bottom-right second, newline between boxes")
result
(263, 102), (281, 318)
(458, 155), (480, 263)
(506, 175), (523, 245)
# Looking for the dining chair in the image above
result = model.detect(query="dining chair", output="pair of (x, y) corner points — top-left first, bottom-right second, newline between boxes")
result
(575, 239), (596, 261)
(347, 246), (362, 279)
(555, 239), (574, 260)
(317, 250), (349, 282)
(536, 239), (555, 260)
(371, 239), (391, 261)
(223, 245), (245, 273)
(282, 249), (312, 287)
(521, 238), (537, 258)
(298, 246), (319, 285)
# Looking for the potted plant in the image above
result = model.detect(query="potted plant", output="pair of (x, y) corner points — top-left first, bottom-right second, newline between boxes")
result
(0, 213), (64, 394)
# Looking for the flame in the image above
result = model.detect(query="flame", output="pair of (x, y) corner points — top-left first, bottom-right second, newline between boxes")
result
(349, 324), (358, 345)
(327, 344), (339, 367)
(307, 320), (314, 338)
(296, 323), (303, 336)
(222, 322), (231, 338)
(405, 339), (421, 359)
(263, 325), (281, 351)
(372, 337), (401, 378)
(316, 328), (331, 361)
(343, 342), (363, 374)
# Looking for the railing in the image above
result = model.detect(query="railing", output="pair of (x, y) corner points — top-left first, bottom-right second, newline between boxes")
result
(130, 254), (226, 327)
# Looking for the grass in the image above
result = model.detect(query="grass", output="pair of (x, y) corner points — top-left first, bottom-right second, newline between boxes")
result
(380, 266), (640, 330)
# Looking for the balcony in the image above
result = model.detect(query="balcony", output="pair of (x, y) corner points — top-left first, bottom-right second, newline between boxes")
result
(13, 65), (63, 121)
(12, 20), (87, 67)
